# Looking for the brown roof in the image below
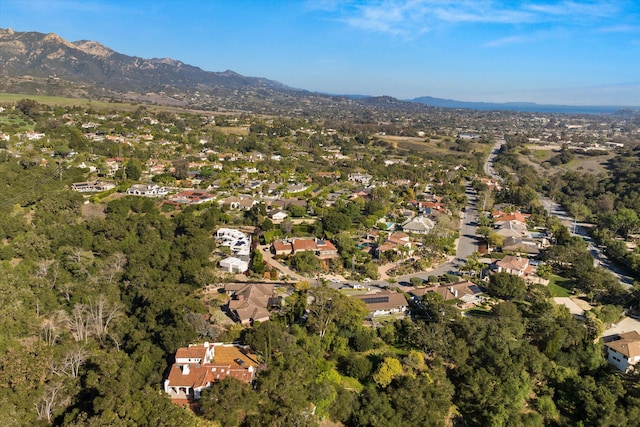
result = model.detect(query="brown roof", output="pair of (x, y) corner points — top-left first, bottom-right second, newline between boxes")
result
(607, 331), (640, 358)
(292, 238), (317, 253)
(175, 346), (208, 361)
(352, 290), (408, 312)
(167, 343), (260, 391)
(228, 284), (274, 324)
(496, 255), (529, 272)
(493, 210), (530, 223)
(272, 240), (292, 254)
(316, 239), (337, 253)
(389, 232), (410, 243)
(410, 281), (483, 302)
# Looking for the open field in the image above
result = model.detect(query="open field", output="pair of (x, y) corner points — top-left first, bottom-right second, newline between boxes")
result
(216, 126), (249, 135)
(521, 144), (614, 176)
(0, 92), (211, 115)
(377, 134), (491, 157)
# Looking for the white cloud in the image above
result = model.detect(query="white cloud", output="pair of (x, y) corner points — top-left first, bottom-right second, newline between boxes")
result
(596, 24), (640, 34)
(334, 0), (629, 36)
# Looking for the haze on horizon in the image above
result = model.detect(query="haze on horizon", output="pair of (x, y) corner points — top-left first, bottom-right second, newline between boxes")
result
(0, 0), (638, 107)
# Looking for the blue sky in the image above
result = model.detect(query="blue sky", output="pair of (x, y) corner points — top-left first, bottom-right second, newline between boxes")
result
(1, 0), (639, 105)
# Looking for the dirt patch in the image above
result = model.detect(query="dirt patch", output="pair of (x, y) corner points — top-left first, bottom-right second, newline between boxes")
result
(81, 202), (106, 220)
(521, 148), (614, 176)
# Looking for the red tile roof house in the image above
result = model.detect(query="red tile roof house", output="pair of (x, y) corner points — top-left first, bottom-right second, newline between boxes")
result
(291, 238), (318, 254)
(164, 342), (259, 406)
(492, 210), (531, 223)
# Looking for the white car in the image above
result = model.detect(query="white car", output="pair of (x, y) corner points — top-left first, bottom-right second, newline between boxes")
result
(330, 278), (340, 283)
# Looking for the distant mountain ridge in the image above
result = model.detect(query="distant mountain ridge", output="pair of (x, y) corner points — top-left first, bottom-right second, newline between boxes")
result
(0, 28), (634, 115)
(0, 28), (305, 111)
(408, 96), (628, 115)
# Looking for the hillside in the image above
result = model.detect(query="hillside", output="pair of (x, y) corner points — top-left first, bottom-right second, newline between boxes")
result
(0, 29), (440, 116)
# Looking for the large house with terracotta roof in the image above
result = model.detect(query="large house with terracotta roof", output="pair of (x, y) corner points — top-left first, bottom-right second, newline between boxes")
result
(164, 342), (259, 405)
(270, 238), (338, 258)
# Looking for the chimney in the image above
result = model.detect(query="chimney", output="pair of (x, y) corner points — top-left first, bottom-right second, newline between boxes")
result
(182, 364), (190, 375)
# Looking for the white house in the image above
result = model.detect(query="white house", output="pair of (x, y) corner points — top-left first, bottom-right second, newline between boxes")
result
(401, 215), (435, 235)
(126, 184), (168, 197)
(268, 209), (288, 221)
(605, 331), (640, 372)
(219, 257), (248, 273)
(216, 228), (251, 256)
(164, 342), (259, 403)
(352, 290), (408, 319)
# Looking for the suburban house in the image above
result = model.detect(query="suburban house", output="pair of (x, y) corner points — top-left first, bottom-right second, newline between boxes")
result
(219, 196), (256, 210)
(164, 342), (259, 404)
(104, 157), (123, 176)
(604, 331), (640, 372)
(409, 280), (485, 309)
(216, 228), (251, 256)
(495, 220), (529, 239)
(352, 290), (408, 319)
(169, 190), (216, 205)
(348, 173), (372, 185)
(271, 238), (338, 258)
(502, 236), (540, 255)
(375, 232), (413, 257)
(225, 283), (278, 324)
(493, 210), (530, 223)
(272, 240), (294, 257)
(126, 184), (168, 197)
(491, 255), (534, 278)
(71, 180), (116, 193)
(267, 209), (288, 221)
(219, 257), (249, 273)
(401, 215), (435, 235)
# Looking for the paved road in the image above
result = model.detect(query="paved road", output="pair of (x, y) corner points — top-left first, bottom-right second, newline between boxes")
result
(485, 141), (634, 287)
(484, 139), (505, 179)
(539, 196), (634, 286)
(458, 185), (480, 260)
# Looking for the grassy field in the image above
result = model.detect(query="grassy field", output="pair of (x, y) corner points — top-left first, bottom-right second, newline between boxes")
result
(547, 274), (573, 297)
(0, 92), (203, 115)
(0, 114), (33, 130)
(378, 134), (492, 157)
(0, 92), (133, 109)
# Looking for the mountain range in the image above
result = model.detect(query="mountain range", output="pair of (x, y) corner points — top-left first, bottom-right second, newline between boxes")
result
(0, 28), (632, 115)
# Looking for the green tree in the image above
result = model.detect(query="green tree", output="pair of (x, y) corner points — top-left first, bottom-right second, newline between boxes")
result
(373, 357), (403, 388)
(251, 249), (266, 275)
(124, 159), (142, 181)
(487, 272), (526, 300)
(323, 211), (352, 234)
(200, 377), (257, 426)
(291, 250), (321, 273)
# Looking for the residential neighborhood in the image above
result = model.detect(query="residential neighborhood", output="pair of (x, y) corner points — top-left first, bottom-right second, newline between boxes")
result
(2, 96), (640, 426)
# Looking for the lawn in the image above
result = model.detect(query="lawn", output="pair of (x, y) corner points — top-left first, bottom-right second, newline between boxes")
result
(547, 274), (573, 297)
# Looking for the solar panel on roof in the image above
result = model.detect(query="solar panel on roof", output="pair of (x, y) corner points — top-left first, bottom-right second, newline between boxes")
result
(361, 296), (390, 304)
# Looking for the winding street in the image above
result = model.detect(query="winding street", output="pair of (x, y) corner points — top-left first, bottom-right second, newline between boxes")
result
(487, 139), (634, 287)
